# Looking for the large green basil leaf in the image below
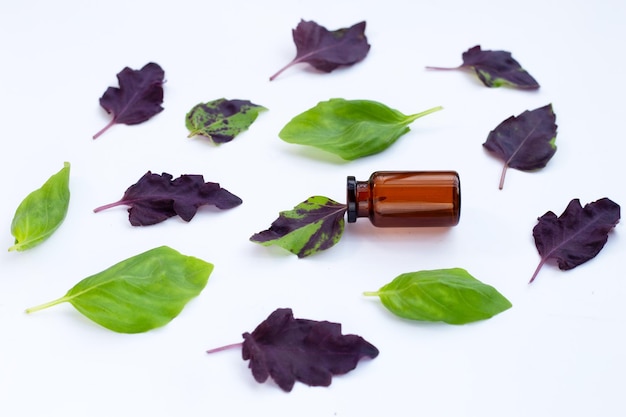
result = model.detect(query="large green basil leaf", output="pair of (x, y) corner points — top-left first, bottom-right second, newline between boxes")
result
(364, 268), (511, 324)
(278, 98), (442, 160)
(9, 162), (71, 251)
(26, 246), (213, 333)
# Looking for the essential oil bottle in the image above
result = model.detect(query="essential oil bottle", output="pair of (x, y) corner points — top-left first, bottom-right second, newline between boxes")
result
(347, 171), (461, 227)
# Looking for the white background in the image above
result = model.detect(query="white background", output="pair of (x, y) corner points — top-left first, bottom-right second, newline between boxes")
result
(1, 1), (625, 416)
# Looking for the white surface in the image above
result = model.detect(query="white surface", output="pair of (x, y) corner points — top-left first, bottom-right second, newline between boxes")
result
(1, 1), (625, 416)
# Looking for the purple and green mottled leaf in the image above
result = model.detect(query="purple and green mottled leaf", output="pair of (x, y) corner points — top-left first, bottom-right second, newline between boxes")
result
(185, 98), (267, 144)
(483, 104), (557, 189)
(250, 196), (347, 257)
(93, 62), (165, 139)
(427, 45), (539, 89)
(530, 198), (620, 283)
(93, 171), (242, 226)
(270, 20), (370, 81)
(206, 308), (379, 392)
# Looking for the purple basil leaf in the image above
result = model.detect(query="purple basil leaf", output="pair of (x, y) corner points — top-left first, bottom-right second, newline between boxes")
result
(241, 308), (378, 392)
(250, 196), (347, 257)
(93, 172), (242, 226)
(427, 45), (540, 89)
(93, 62), (165, 139)
(270, 20), (370, 81)
(483, 104), (557, 189)
(530, 198), (620, 283)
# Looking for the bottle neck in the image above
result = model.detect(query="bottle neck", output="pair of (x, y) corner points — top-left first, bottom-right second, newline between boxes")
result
(346, 176), (370, 222)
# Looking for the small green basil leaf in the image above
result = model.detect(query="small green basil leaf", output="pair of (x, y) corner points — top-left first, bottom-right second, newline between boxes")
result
(250, 196), (347, 258)
(278, 98), (442, 160)
(26, 246), (213, 333)
(9, 162), (71, 251)
(364, 268), (511, 324)
(185, 98), (267, 144)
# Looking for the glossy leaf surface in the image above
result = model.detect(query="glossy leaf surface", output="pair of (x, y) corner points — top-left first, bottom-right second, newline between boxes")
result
(25, 246), (213, 333)
(427, 45), (539, 89)
(237, 308), (378, 392)
(9, 162), (70, 252)
(93, 62), (165, 139)
(530, 198), (620, 283)
(270, 20), (370, 81)
(279, 98), (442, 160)
(94, 171), (242, 226)
(185, 98), (267, 144)
(364, 268), (512, 324)
(483, 104), (557, 189)
(250, 196), (347, 257)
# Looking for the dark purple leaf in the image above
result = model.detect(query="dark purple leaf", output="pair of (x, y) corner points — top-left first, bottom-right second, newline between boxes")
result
(250, 196), (347, 257)
(270, 20), (370, 81)
(207, 308), (378, 392)
(93, 62), (165, 139)
(93, 172), (242, 226)
(530, 198), (620, 283)
(427, 45), (540, 89)
(483, 104), (557, 189)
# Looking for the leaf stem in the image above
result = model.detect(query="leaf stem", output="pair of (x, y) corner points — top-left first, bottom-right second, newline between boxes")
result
(424, 66), (458, 71)
(269, 61), (296, 82)
(499, 163), (509, 190)
(206, 342), (243, 354)
(25, 295), (70, 314)
(529, 259), (547, 284)
(93, 119), (116, 140)
(93, 200), (125, 213)
(408, 105), (444, 122)
(362, 291), (379, 297)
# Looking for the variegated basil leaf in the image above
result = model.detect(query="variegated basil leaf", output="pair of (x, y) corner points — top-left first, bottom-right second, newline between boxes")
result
(427, 45), (540, 89)
(185, 98), (267, 144)
(250, 196), (347, 258)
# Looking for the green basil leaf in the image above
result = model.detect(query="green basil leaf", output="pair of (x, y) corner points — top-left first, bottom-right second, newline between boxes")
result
(364, 268), (511, 324)
(26, 246), (213, 333)
(185, 98), (267, 144)
(278, 98), (442, 160)
(9, 162), (71, 251)
(250, 196), (347, 258)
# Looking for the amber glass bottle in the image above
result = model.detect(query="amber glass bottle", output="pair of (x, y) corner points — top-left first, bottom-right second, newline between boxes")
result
(347, 171), (461, 227)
